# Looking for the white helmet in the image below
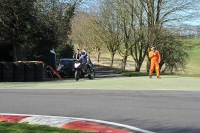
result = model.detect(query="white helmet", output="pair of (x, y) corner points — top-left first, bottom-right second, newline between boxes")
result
(81, 50), (86, 56)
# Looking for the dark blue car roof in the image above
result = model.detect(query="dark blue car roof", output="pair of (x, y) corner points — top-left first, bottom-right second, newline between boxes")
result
(60, 58), (74, 60)
(59, 58), (75, 65)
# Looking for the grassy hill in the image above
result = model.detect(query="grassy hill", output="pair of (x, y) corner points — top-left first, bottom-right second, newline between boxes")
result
(184, 38), (200, 74)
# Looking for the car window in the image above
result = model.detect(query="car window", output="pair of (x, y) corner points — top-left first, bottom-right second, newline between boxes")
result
(60, 60), (70, 65)
(60, 59), (74, 66)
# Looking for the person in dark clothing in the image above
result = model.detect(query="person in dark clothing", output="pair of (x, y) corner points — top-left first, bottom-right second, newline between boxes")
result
(78, 50), (91, 73)
(78, 50), (89, 63)
(73, 49), (81, 60)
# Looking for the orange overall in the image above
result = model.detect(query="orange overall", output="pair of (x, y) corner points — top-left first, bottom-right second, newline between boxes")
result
(148, 50), (161, 76)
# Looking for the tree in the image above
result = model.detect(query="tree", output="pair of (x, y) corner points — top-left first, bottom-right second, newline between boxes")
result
(97, 0), (122, 67)
(0, 0), (80, 63)
(128, 0), (199, 72)
(96, 0), (149, 71)
(141, 0), (199, 72)
(71, 12), (103, 55)
(71, 0), (199, 72)
(157, 31), (191, 73)
(0, 0), (36, 47)
(127, 0), (149, 72)
(28, 0), (79, 62)
(56, 43), (74, 59)
(110, 0), (132, 70)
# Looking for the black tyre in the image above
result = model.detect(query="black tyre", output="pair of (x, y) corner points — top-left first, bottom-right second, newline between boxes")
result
(13, 62), (24, 82)
(43, 67), (47, 81)
(24, 62), (34, 82)
(1, 62), (13, 82)
(34, 62), (43, 82)
(75, 70), (80, 81)
(0, 62), (1, 82)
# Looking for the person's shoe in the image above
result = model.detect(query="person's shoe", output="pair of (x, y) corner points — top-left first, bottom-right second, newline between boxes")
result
(157, 76), (161, 79)
(149, 75), (152, 78)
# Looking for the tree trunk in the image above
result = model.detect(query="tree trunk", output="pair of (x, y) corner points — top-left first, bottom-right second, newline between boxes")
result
(122, 56), (128, 70)
(135, 64), (140, 72)
(135, 61), (142, 72)
(96, 51), (100, 63)
(146, 60), (150, 73)
(110, 53), (115, 67)
(13, 44), (17, 62)
(96, 51), (101, 63)
(96, 47), (101, 63)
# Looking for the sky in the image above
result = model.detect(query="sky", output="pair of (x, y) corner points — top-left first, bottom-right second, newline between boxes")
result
(79, 0), (200, 26)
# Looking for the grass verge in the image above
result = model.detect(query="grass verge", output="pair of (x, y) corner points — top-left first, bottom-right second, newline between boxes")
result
(94, 64), (200, 78)
(121, 69), (200, 78)
(121, 71), (173, 77)
(0, 122), (89, 133)
(176, 74), (200, 78)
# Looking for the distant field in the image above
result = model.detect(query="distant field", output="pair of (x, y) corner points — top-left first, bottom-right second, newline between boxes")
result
(184, 38), (200, 74)
(90, 38), (200, 74)
(90, 53), (139, 71)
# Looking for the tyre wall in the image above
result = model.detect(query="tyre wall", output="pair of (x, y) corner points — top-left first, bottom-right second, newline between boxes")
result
(34, 62), (43, 81)
(24, 62), (35, 82)
(0, 61), (45, 82)
(0, 62), (1, 82)
(1, 62), (13, 82)
(13, 62), (24, 82)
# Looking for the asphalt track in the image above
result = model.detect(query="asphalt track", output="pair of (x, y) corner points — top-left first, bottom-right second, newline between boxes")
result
(0, 76), (200, 133)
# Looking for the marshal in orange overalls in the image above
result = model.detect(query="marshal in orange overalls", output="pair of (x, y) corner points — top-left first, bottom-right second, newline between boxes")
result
(148, 47), (161, 78)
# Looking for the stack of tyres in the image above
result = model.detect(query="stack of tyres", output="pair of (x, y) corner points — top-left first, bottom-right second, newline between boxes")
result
(24, 62), (34, 82)
(13, 62), (24, 82)
(34, 62), (43, 81)
(1, 62), (13, 82)
(0, 62), (1, 82)
(43, 67), (47, 81)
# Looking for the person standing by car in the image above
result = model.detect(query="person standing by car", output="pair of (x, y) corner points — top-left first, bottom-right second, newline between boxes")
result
(73, 49), (81, 60)
(148, 46), (161, 79)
